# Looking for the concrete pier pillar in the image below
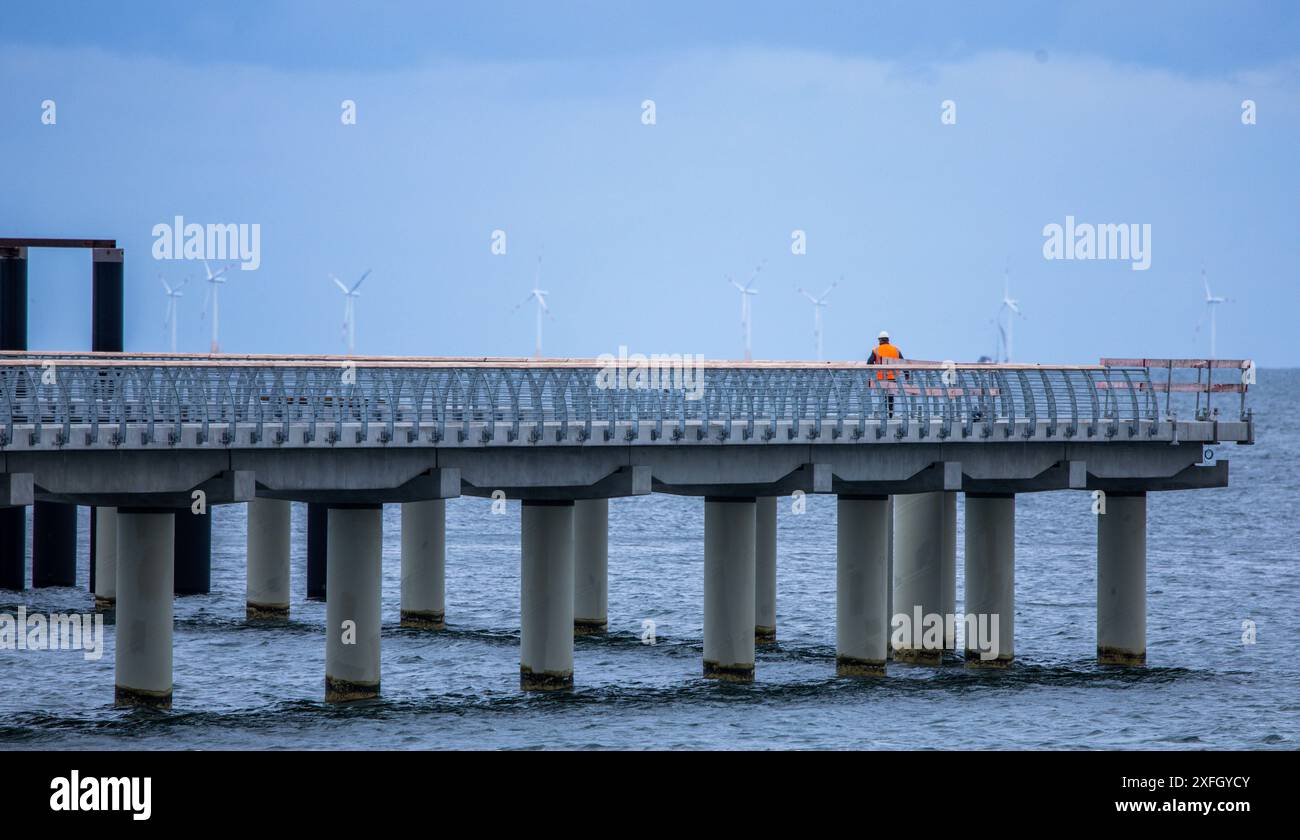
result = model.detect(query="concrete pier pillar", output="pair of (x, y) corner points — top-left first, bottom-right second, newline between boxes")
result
(703, 497), (756, 682)
(1097, 492), (1146, 666)
(324, 505), (383, 701)
(93, 507), (118, 609)
(173, 509), (211, 595)
(754, 496), (777, 644)
(964, 494), (1014, 666)
(941, 491), (957, 650)
(520, 500), (575, 690)
(0, 246), (26, 592)
(836, 495), (890, 676)
(892, 491), (945, 664)
(885, 495), (894, 658)
(115, 509), (174, 708)
(306, 502), (327, 599)
(573, 498), (608, 635)
(246, 499), (291, 620)
(400, 499), (446, 628)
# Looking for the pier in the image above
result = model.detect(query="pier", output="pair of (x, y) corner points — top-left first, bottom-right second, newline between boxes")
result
(0, 349), (1253, 706)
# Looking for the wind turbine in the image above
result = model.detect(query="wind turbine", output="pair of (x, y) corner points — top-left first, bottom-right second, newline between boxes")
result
(513, 255), (552, 359)
(998, 269), (1024, 363)
(160, 276), (189, 353)
(1195, 268), (1232, 358)
(797, 277), (838, 360)
(330, 269), (370, 356)
(729, 259), (765, 361)
(200, 260), (233, 353)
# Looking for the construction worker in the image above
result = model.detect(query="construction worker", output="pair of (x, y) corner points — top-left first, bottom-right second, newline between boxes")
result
(868, 330), (903, 416)
(868, 330), (903, 378)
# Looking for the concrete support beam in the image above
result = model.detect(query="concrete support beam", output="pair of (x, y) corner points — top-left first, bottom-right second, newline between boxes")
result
(246, 499), (291, 620)
(754, 496), (777, 644)
(93, 507), (118, 609)
(703, 497), (756, 681)
(573, 498), (608, 635)
(892, 491), (945, 664)
(400, 499), (446, 629)
(1097, 492), (1146, 666)
(520, 500), (575, 690)
(114, 509), (174, 708)
(324, 505), (383, 701)
(836, 495), (890, 676)
(964, 494), (1015, 666)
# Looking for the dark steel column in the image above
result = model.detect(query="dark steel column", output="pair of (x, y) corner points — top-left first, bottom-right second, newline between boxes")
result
(0, 246), (27, 590)
(81, 247), (126, 591)
(174, 508), (212, 595)
(307, 502), (327, 599)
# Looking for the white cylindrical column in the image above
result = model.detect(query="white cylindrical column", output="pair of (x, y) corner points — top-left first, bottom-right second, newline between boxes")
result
(836, 495), (890, 676)
(520, 500), (575, 690)
(93, 506), (117, 609)
(573, 498), (608, 635)
(400, 499), (446, 629)
(892, 491), (945, 664)
(754, 496), (777, 644)
(246, 498), (291, 620)
(886, 495), (894, 659)
(1097, 492), (1146, 666)
(942, 490), (957, 650)
(115, 509), (174, 708)
(964, 493), (1014, 666)
(703, 497), (756, 681)
(325, 505), (383, 701)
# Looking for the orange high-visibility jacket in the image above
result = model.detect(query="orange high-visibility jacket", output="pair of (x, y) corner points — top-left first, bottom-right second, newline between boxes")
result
(868, 342), (902, 380)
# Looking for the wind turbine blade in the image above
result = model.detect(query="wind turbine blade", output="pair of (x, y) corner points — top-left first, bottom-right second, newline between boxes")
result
(160, 277), (173, 294)
(798, 287), (818, 304)
(332, 276), (350, 294)
(351, 270), (371, 293)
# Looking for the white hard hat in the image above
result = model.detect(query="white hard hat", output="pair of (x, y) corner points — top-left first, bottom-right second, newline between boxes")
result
(878, 330), (890, 341)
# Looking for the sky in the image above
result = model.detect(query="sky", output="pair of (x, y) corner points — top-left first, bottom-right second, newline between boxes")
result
(1, 1), (1297, 365)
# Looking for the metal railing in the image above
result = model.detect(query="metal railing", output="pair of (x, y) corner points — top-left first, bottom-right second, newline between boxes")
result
(0, 352), (1244, 449)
